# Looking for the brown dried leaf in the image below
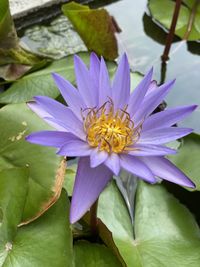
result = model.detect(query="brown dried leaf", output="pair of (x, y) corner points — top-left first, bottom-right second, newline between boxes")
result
(19, 158), (66, 226)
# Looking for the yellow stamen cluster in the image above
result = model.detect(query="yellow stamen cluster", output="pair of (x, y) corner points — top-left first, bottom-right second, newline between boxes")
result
(82, 100), (140, 154)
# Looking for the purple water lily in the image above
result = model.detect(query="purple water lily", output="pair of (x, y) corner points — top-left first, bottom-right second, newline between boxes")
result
(26, 53), (197, 223)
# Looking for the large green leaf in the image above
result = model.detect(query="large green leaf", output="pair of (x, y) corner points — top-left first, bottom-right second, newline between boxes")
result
(0, 53), (116, 104)
(0, 103), (63, 223)
(0, 186), (73, 267)
(74, 241), (122, 267)
(98, 180), (200, 266)
(0, 167), (29, 257)
(169, 133), (200, 191)
(62, 2), (118, 60)
(148, 0), (200, 41)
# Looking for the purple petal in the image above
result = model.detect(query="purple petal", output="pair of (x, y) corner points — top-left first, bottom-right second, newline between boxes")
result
(26, 131), (75, 147)
(28, 102), (66, 131)
(133, 79), (175, 125)
(33, 96), (85, 139)
(146, 80), (158, 95)
(128, 68), (153, 117)
(139, 127), (193, 145)
(98, 57), (111, 106)
(70, 157), (112, 223)
(74, 55), (97, 107)
(112, 54), (130, 109)
(142, 105), (198, 131)
(128, 144), (177, 156)
(141, 156), (195, 188)
(120, 154), (156, 183)
(89, 52), (100, 92)
(104, 153), (120, 175)
(57, 139), (91, 157)
(52, 73), (86, 120)
(90, 148), (108, 168)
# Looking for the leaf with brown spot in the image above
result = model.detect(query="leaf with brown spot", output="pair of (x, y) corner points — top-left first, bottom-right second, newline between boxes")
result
(62, 1), (118, 60)
(0, 103), (67, 224)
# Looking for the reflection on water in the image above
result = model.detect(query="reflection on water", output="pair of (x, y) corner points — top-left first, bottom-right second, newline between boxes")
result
(20, 0), (200, 131)
(105, 0), (200, 132)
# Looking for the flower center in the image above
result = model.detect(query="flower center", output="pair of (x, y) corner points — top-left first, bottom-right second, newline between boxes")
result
(82, 100), (140, 154)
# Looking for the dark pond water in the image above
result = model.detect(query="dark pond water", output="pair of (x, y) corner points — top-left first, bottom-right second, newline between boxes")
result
(104, 0), (200, 132)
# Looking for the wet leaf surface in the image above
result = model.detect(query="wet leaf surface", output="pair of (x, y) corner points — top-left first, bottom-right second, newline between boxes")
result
(98, 180), (200, 266)
(0, 103), (63, 222)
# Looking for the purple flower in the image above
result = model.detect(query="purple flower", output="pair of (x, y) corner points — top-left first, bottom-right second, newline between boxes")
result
(26, 53), (197, 223)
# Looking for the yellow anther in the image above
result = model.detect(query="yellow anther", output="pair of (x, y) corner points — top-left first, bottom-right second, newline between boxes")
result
(83, 100), (141, 154)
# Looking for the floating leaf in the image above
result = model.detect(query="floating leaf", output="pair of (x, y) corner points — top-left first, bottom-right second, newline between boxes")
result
(0, 186), (73, 267)
(169, 133), (200, 191)
(0, 167), (29, 251)
(19, 158), (66, 226)
(98, 181), (200, 266)
(0, 52), (116, 104)
(62, 1), (118, 60)
(74, 241), (122, 267)
(0, 103), (64, 223)
(148, 0), (200, 41)
(21, 15), (87, 60)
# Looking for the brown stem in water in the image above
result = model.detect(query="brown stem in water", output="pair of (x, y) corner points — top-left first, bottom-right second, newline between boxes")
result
(90, 199), (99, 238)
(162, 0), (182, 62)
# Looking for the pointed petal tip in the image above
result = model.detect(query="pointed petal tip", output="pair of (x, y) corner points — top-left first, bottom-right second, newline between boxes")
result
(169, 78), (176, 86)
(25, 134), (30, 141)
(121, 52), (128, 61)
(148, 66), (153, 74)
(185, 180), (196, 189)
(69, 209), (87, 224)
(74, 54), (85, 66)
(51, 72), (61, 80)
(69, 211), (80, 224)
(90, 51), (99, 60)
(190, 104), (198, 111)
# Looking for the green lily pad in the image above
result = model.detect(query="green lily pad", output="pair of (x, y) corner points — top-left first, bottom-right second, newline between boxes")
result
(0, 103), (64, 223)
(62, 1), (118, 60)
(0, 52), (116, 104)
(98, 180), (200, 266)
(148, 0), (200, 41)
(74, 241), (122, 267)
(169, 133), (200, 191)
(0, 167), (29, 254)
(0, 182), (73, 267)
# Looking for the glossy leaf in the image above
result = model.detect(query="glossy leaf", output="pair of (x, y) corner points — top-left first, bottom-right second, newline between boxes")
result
(0, 188), (73, 267)
(0, 53), (116, 104)
(98, 180), (200, 266)
(169, 133), (200, 191)
(74, 241), (122, 267)
(0, 103), (63, 223)
(62, 1), (118, 60)
(148, 0), (200, 41)
(0, 167), (29, 252)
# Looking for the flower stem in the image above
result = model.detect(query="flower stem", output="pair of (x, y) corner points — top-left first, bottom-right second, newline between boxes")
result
(90, 199), (99, 238)
(183, 0), (199, 40)
(162, 0), (182, 62)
